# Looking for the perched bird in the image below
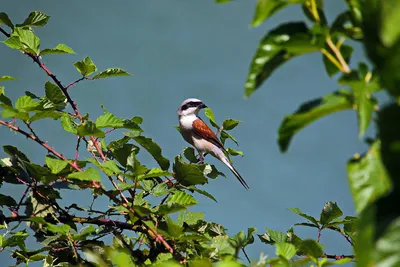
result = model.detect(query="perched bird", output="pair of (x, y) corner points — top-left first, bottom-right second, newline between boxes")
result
(177, 98), (249, 189)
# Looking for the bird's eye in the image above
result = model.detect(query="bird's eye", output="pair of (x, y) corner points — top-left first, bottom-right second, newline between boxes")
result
(181, 104), (188, 111)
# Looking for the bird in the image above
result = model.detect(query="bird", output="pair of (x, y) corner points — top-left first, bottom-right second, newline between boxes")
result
(177, 98), (249, 189)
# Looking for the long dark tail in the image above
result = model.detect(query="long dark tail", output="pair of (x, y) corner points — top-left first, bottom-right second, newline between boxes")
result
(220, 155), (249, 190)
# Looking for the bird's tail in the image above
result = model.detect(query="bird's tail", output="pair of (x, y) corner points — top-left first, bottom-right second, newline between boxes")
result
(220, 154), (249, 190)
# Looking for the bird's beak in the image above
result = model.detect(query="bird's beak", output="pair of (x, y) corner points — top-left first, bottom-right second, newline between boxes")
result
(200, 103), (207, 109)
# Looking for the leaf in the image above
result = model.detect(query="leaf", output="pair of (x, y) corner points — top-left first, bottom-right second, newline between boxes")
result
(158, 203), (187, 215)
(222, 119), (240, 131)
(289, 207), (319, 227)
(15, 95), (40, 112)
(28, 110), (61, 123)
(46, 223), (71, 234)
(40, 44), (75, 55)
(67, 167), (101, 182)
(347, 140), (391, 214)
(133, 136), (170, 170)
(245, 22), (322, 97)
(173, 156), (207, 186)
(138, 168), (171, 180)
(2, 36), (22, 50)
(17, 11), (50, 27)
(61, 113), (77, 134)
(227, 148), (244, 157)
(0, 194), (17, 207)
(380, 0), (400, 47)
(220, 130), (238, 146)
(1, 107), (29, 121)
(0, 12), (13, 29)
(13, 27), (40, 55)
(0, 86), (12, 106)
(191, 187), (217, 202)
(74, 56), (97, 76)
(45, 81), (66, 104)
(276, 242), (296, 260)
(320, 201), (343, 226)
(45, 156), (68, 174)
(375, 217), (400, 267)
(252, 0), (306, 27)
(99, 160), (121, 176)
(177, 211), (204, 226)
(216, 0), (232, 3)
(258, 228), (286, 244)
(299, 239), (323, 258)
(0, 76), (17, 82)
(77, 121), (105, 138)
(204, 107), (219, 128)
(92, 68), (132, 79)
(278, 90), (353, 152)
(96, 109), (142, 131)
(167, 191), (197, 206)
(3, 231), (28, 249)
(323, 44), (353, 77)
(183, 147), (198, 163)
(339, 70), (379, 137)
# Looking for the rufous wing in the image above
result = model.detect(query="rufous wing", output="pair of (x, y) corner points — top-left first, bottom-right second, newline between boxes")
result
(192, 118), (224, 149)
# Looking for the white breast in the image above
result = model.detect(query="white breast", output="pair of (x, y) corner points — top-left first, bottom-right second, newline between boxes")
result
(179, 115), (197, 146)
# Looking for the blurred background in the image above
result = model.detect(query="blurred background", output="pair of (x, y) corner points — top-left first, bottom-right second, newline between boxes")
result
(1, 0), (371, 265)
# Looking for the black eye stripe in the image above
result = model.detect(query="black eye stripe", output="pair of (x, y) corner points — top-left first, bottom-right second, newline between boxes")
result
(181, 104), (188, 110)
(181, 101), (202, 111)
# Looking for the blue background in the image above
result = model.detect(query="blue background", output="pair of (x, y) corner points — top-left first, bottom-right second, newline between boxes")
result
(1, 0), (372, 265)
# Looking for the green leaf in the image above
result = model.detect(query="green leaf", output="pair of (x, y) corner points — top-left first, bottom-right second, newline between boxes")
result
(17, 11), (50, 27)
(126, 152), (148, 176)
(276, 242), (296, 260)
(347, 140), (391, 214)
(344, 0), (362, 26)
(167, 191), (197, 206)
(158, 203), (187, 215)
(72, 225), (96, 241)
(3, 36), (23, 50)
(289, 207), (319, 227)
(0, 76), (17, 82)
(92, 68), (132, 79)
(67, 167), (101, 182)
(191, 187), (217, 202)
(320, 201), (343, 226)
(74, 56), (97, 76)
(28, 110), (61, 123)
(183, 147), (198, 163)
(245, 22), (322, 97)
(339, 70), (379, 137)
(133, 136), (170, 170)
(1, 107), (29, 121)
(216, 0), (232, 3)
(3, 231), (28, 249)
(0, 12), (13, 29)
(0, 194), (17, 207)
(227, 148), (244, 157)
(258, 228), (286, 244)
(220, 130), (238, 146)
(138, 168), (171, 180)
(15, 95), (40, 112)
(45, 81), (66, 104)
(61, 113), (77, 134)
(45, 156), (68, 174)
(278, 90), (353, 152)
(380, 0), (400, 47)
(0, 86), (12, 106)
(222, 119), (240, 131)
(46, 223), (71, 234)
(375, 217), (400, 267)
(99, 160), (121, 176)
(96, 109), (142, 131)
(177, 211), (204, 226)
(299, 239), (323, 258)
(323, 44), (353, 77)
(40, 44), (75, 55)
(173, 156), (207, 186)
(77, 121), (105, 138)
(319, 257), (353, 266)
(204, 107), (219, 128)
(252, 0), (306, 27)
(13, 27), (40, 55)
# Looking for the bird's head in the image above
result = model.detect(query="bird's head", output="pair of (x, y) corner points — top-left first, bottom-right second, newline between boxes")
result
(177, 98), (207, 116)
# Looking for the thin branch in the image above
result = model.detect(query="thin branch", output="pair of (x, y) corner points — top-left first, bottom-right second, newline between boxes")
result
(322, 253), (355, 260)
(241, 247), (251, 264)
(317, 228), (322, 242)
(11, 186), (30, 216)
(326, 37), (350, 73)
(65, 77), (86, 90)
(74, 137), (81, 164)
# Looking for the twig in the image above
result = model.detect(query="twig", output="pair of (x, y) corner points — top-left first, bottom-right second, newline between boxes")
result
(65, 77), (86, 90)
(11, 186), (30, 216)
(241, 247), (251, 264)
(326, 37), (350, 73)
(322, 253), (355, 260)
(317, 228), (322, 242)
(74, 137), (81, 165)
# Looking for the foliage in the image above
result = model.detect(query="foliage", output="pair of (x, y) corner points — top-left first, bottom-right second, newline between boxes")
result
(1, 0), (400, 265)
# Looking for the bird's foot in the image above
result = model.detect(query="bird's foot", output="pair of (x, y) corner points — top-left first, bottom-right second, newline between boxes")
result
(197, 155), (205, 164)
